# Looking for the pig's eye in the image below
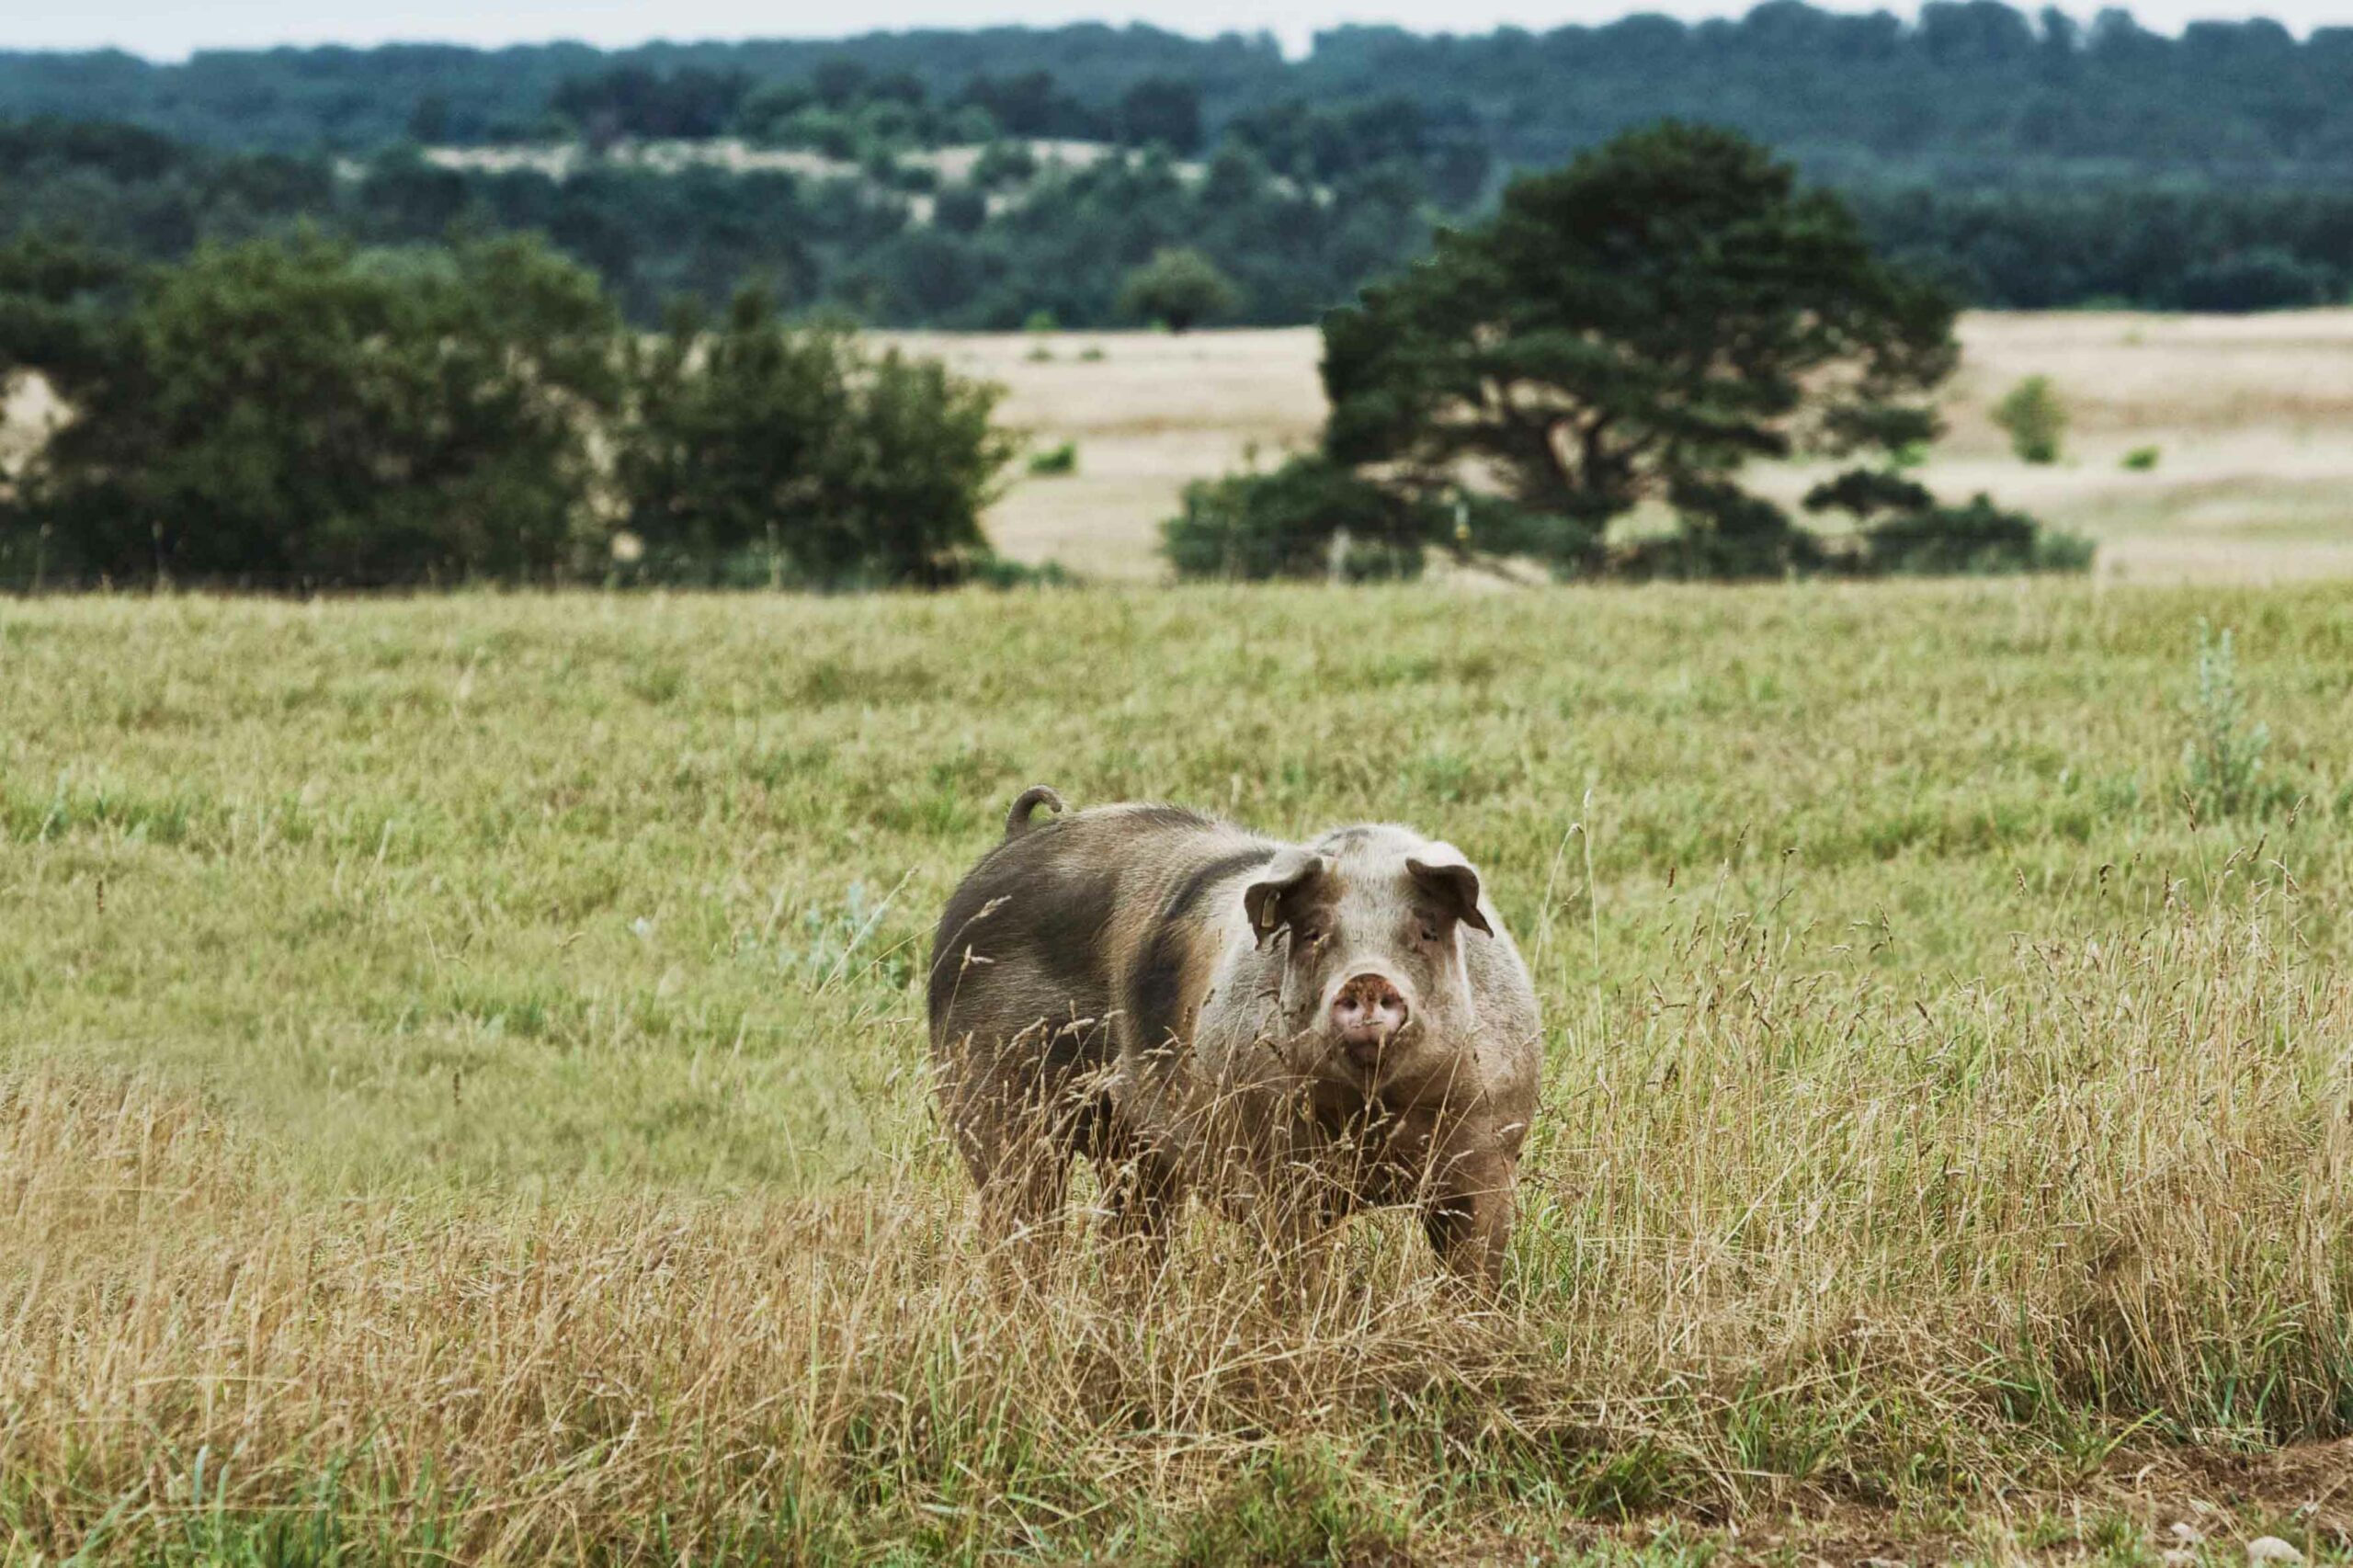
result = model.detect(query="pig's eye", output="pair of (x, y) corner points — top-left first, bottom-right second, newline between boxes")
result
(1291, 922), (1323, 945)
(1418, 924), (1442, 945)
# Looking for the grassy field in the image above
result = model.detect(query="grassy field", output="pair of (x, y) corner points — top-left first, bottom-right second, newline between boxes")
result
(907, 311), (2353, 584)
(5, 581), (2353, 1563)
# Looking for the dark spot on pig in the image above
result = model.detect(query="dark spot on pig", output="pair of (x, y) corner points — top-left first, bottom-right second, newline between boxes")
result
(1130, 923), (1194, 1056)
(927, 873), (1014, 1028)
(1019, 861), (1120, 1001)
(929, 832), (1120, 1030)
(1165, 846), (1277, 922)
(1131, 847), (1274, 1053)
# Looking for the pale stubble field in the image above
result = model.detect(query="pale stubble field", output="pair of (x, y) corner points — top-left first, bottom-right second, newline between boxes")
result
(903, 311), (2353, 583)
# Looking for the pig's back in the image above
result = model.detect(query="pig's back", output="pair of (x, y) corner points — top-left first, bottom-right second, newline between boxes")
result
(927, 803), (1264, 1068)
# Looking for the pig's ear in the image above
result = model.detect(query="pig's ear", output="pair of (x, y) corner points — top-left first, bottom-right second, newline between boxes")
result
(1244, 850), (1328, 947)
(1407, 850), (1493, 937)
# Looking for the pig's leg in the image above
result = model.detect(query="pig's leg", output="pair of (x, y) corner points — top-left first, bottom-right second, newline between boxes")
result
(968, 1072), (1084, 1271)
(977, 1132), (1073, 1276)
(1097, 1143), (1184, 1264)
(1420, 1153), (1518, 1287)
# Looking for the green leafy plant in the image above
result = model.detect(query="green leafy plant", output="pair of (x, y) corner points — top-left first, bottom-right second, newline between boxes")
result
(1022, 308), (1058, 360)
(2122, 445), (2161, 471)
(1163, 453), (1436, 580)
(1993, 375), (2068, 464)
(2180, 619), (2272, 818)
(1118, 246), (1238, 334)
(0, 231), (624, 587)
(1026, 439), (1078, 476)
(617, 285), (1016, 587)
(1862, 494), (2094, 575)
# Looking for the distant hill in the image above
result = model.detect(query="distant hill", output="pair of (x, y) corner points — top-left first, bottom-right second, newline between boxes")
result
(5, 6), (2352, 326)
(5, 6), (2353, 187)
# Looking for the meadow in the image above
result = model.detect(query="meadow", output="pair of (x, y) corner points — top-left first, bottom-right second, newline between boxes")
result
(911, 311), (2353, 584)
(5, 580), (2352, 1563)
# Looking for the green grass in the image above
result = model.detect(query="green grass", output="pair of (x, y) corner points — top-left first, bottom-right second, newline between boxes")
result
(4, 581), (2352, 1563)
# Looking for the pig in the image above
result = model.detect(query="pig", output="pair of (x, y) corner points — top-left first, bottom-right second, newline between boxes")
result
(927, 785), (1542, 1283)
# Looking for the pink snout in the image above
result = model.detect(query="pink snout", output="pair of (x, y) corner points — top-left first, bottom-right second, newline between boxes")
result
(1331, 972), (1409, 1062)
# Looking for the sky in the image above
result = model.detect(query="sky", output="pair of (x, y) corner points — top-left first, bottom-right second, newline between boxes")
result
(4, 0), (2348, 59)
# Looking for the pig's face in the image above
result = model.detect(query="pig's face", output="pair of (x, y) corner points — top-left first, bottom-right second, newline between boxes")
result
(1242, 825), (1494, 1085)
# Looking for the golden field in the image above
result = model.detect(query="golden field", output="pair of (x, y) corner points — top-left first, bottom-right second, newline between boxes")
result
(5, 582), (2353, 1562)
(901, 311), (2353, 584)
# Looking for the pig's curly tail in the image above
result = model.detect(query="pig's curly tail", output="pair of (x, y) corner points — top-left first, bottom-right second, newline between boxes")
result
(1005, 785), (1067, 838)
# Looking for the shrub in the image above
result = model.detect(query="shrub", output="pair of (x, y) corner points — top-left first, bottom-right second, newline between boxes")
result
(616, 287), (1017, 587)
(1863, 494), (2092, 575)
(2122, 445), (2161, 472)
(1162, 454), (1438, 581)
(1118, 247), (1238, 334)
(1631, 476), (1821, 580)
(2180, 619), (2274, 818)
(1, 240), (1029, 593)
(1026, 440), (1077, 476)
(0, 232), (623, 588)
(1992, 375), (2067, 464)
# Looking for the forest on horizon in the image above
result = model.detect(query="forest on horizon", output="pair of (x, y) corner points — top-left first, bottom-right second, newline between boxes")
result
(4, 2), (2353, 324)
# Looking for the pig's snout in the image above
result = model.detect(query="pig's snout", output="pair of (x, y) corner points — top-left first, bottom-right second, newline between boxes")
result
(1331, 972), (1409, 1061)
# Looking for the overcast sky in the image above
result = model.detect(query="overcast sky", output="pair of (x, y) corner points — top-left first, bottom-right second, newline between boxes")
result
(6, 0), (2347, 60)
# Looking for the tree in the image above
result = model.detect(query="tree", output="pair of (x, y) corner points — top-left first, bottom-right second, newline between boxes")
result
(1991, 374), (2067, 462)
(1118, 246), (1239, 333)
(1321, 122), (1960, 575)
(1118, 77), (1203, 153)
(1, 231), (623, 587)
(1162, 453), (1438, 580)
(617, 286), (1015, 585)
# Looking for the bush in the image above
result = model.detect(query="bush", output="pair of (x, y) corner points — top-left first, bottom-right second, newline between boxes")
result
(1863, 494), (2092, 575)
(2180, 619), (2275, 818)
(1119, 247), (1239, 334)
(1163, 454), (1437, 581)
(2122, 445), (2161, 471)
(1026, 440), (1077, 476)
(617, 287), (1016, 588)
(1615, 477), (1821, 581)
(1992, 375), (2067, 464)
(1, 238), (1029, 593)
(1, 232), (622, 588)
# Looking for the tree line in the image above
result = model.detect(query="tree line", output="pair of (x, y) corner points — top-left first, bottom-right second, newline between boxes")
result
(0, 124), (2086, 593)
(6, 5), (2353, 187)
(4, 113), (2349, 328)
(0, 233), (1014, 590)
(0, 118), (1438, 328)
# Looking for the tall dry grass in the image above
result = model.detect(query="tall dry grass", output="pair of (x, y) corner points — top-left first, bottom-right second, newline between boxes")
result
(7, 857), (2347, 1562)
